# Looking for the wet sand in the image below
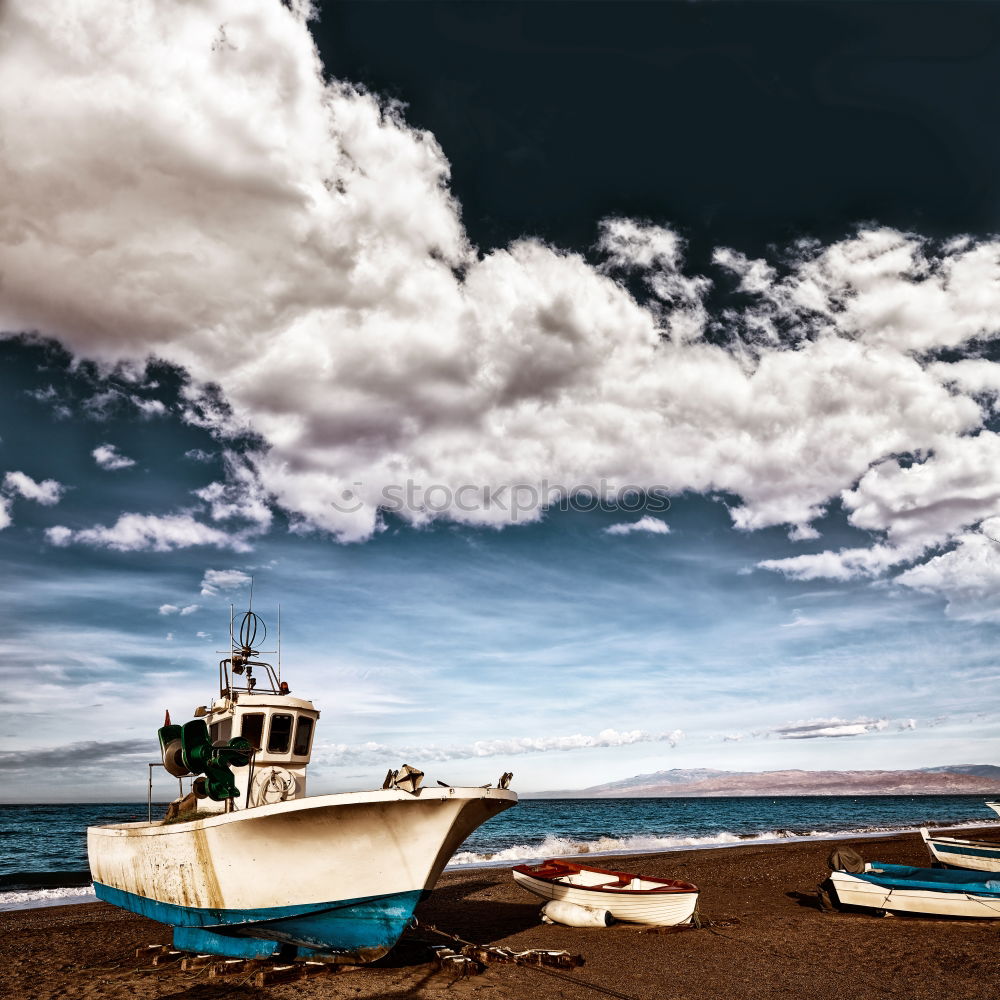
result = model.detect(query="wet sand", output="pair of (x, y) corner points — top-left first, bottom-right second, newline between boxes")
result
(3, 825), (999, 1000)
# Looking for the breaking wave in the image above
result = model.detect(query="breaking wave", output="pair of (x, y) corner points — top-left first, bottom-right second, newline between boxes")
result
(446, 819), (1000, 869)
(0, 887), (97, 912)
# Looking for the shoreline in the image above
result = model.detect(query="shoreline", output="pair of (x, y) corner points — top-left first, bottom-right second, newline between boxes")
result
(3, 823), (999, 999)
(5, 816), (1000, 911)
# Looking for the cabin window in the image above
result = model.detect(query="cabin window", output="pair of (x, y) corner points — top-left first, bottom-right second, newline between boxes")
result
(267, 713), (294, 753)
(209, 718), (233, 745)
(293, 716), (314, 757)
(240, 713), (265, 750)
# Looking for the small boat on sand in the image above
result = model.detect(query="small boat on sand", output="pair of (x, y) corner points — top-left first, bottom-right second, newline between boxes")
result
(828, 861), (1000, 919)
(920, 827), (1000, 873)
(511, 859), (699, 925)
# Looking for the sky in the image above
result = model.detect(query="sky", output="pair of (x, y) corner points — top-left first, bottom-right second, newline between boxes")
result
(1, 0), (999, 801)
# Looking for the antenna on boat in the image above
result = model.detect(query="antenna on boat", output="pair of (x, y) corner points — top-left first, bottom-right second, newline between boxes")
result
(248, 575), (254, 613)
(278, 604), (282, 683)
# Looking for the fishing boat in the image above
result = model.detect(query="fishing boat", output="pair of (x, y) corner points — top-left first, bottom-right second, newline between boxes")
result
(987, 801), (1000, 819)
(511, 859), (699, 925)
(87, 608), (516, 962)
(920, 828), (1000, 873)
(827, 861), (1000, 919)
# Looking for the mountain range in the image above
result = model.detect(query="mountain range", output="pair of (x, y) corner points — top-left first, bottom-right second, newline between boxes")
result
(529, 764), (1000, 798)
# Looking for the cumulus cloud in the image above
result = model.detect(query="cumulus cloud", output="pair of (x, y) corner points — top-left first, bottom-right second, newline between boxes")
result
(762, 433), (1000, 604)
(159, 603), (198, 616)
(2, 0), (1000, 606)
(200, 569), (252, 596)
(46, 513), (250, 552)
(604, 516), (670, 536)
(3, 470), (64, 506)
(194, 462), (272, 529)
(769, 717), (889, 740)
(0, 496), (11, 531)
(92, 443), (135, 470)
(321, 727), (684, 764)
(895, 521), (1000, 620)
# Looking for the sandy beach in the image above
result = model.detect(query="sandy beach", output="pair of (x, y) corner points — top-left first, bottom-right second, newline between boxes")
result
(3, 825), (998, 1000)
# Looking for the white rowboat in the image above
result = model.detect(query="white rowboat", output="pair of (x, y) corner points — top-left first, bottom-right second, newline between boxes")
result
(828, 862), (1000, 919)
(920, 827), (1000, 873)
(511, 859), (698, 926)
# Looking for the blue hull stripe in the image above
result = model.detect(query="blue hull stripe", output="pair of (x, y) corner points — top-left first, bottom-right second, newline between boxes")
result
(94, 882), (425, 958)
(930, 842), (1000, 861)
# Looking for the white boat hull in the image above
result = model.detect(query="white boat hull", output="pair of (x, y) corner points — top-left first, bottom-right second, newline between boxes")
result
(88, 786), (516, 960)
(828, 868), (1000, 919)
(920, 828), (1000, 873)
(987, 802), (1000, 819)
(511, 870), (698, 925)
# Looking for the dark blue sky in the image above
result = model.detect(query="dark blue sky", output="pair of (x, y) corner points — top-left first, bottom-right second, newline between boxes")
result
(321, 2), (1000, 254)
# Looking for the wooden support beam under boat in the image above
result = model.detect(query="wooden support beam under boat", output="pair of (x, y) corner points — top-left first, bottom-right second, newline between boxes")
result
(179, 954), (214, 971)
(208, 959), (263, 978)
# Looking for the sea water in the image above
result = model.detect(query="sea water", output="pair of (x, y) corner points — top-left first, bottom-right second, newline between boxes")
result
(2, 795), (997, 910)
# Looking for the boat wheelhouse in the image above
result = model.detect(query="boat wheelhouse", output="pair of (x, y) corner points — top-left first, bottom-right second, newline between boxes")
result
(188, 613), (320, 810)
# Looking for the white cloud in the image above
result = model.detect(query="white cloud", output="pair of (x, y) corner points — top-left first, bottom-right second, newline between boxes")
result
(184, 449), (215, 463)
(768, 717), (889, 740)
(92, 444), (136, 471)
(159, 603), (199, 616)
(3, 470), (64, 505)
(200, 568), (252, 597)
(895, 521), (1000, 620)
(45, 525), (72, 546)
(604, 516), (670, 536)
(320, 726), (685, 764)
(758, 544), (910, 582)
(0, 496), (11, 531)
(132, 397), (167, 418)
(762, 434), (1000, 586)
(2, 0), (1000, 606)
(45, 513), (250, 552)
(194, 460), (272, 528)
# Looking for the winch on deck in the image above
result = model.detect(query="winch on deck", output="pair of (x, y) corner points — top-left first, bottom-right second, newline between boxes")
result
(159, 609), (320, 814)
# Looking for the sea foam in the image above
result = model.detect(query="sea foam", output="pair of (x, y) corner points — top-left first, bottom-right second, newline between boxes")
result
(445, 819), (1000, 869)
(0, 887), (97, 912)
